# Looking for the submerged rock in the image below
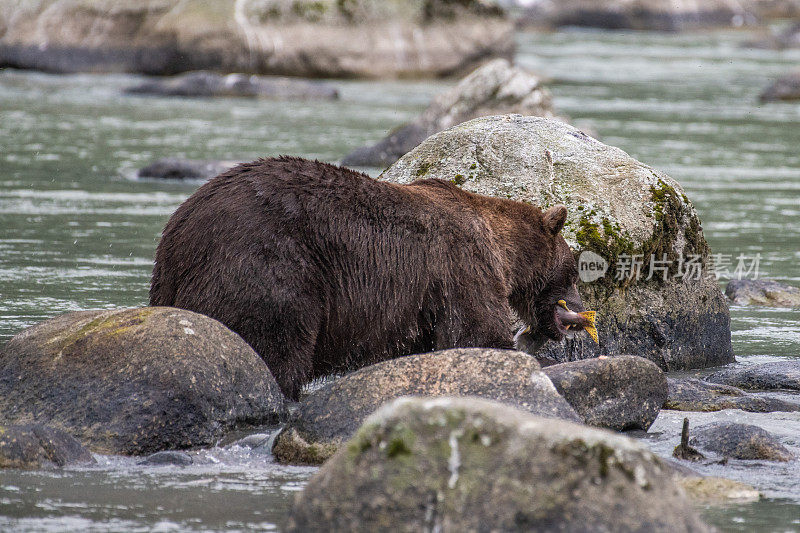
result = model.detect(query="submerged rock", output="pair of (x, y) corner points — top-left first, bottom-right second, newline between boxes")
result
(124, 71), (338, 100)
(691, 422), (794, 462)
(677, 476), (761, 504)
(746, 21), (800, 50)
(138, 450), (194, 467)
(665, 377), (800, 412)
(0, 0), (513, 78)
(137, 158), (239, 181)
(706, 361), (800, 391)
(726, 279), (800, 306)
(381, 114), (733, 371)
(341, 59), (556, 168)
(0, 424), (95, 469)
(0, 307), (285, 455)
(273, 348), (579, 465)
(516, 0), (758, 31)
(287, 396), (712, 532)
(542, 356), (667, 431)
(760, 72), (800, 102)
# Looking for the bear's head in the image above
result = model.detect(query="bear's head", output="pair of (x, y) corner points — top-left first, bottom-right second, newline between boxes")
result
(509, 204), (592, 350)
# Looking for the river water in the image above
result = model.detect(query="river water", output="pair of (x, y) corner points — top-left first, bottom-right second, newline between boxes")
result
(1, 29), (799, 531)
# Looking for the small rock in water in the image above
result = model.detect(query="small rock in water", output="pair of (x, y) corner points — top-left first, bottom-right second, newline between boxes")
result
(705, 361), (800, 391)
(677, 476), (761, 504)
(725, 279), (800, 306)
(229, 433), (273, 450)
(138, 451), (193, 467)
(137, 158), (239, 181)
(691, 422), (794, 462)
(746, 22), (800, 50)
(124, 71), (339, 100)
(543, 355), (667, 431)
(665, 377), (800, 412)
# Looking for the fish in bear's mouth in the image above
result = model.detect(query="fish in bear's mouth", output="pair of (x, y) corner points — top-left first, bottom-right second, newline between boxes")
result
(553, 299), (598, 343)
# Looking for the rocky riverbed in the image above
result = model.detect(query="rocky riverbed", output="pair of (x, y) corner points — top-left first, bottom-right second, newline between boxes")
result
(1, 25), (799, 533)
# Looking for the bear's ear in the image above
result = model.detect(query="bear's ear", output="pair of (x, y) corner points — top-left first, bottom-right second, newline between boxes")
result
(543, 205), (568, 235)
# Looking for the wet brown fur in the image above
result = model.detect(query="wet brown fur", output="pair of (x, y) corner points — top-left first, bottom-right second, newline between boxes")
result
(150, 157), (580, 400)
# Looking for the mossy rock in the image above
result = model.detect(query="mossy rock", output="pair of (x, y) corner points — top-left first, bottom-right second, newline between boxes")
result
(0, 307), (285, 455)
(287, 396), (712, 532)
(380, 114), (733, 371)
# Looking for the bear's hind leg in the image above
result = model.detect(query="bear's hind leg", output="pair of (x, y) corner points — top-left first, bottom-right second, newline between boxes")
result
(244, 305), (320, 402)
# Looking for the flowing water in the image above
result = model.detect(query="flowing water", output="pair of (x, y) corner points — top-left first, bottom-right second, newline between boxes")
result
(1, 28), (799, 531)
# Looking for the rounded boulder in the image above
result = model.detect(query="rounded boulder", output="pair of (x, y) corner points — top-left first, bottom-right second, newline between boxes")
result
(691, 422), (795, 462)
(287, 396), (712, 532)
(273, 348), (580, 465)
(542, 355), (668, 431)
(380, 114), (733, 372)
(0, 307), (285, 455)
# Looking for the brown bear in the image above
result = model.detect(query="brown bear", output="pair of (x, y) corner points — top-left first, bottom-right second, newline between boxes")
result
(150, 156), (588, 400)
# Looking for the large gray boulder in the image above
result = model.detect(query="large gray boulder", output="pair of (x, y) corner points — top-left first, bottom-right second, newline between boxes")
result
(542, 355), (667, 431)
(0, 424), (95, 469)
(273, 348), (579, 465)
(0, 0), (513, 78)
(287, 396), (712, 532)
(517, 0), (758, 31)
(341, 58), (556, 168)
(0, 307), (285, 455)
(380, 114), (734, 371)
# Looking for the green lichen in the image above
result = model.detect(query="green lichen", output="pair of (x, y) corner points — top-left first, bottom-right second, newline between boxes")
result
(292, 0), (329, 21)
(451, 174), (466, 186)
(645, 179), (708, 278)
(575, 216), (635, 290)
(597, 444), (615, 477)
(348, 432), (374, 457)
(49, 308), (157, 355)
(554, 439), (636, 482)
(385, 428), (415, 458)
(416, 162), (431, 178)
(576, 179), (709, 289)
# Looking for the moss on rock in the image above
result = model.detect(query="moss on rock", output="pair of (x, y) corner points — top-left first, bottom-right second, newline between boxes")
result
(287, 397), (712, 532)
(0, 308), (285, 455)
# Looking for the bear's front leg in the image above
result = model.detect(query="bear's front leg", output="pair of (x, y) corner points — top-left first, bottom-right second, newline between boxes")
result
(433, 297), (515, 351)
